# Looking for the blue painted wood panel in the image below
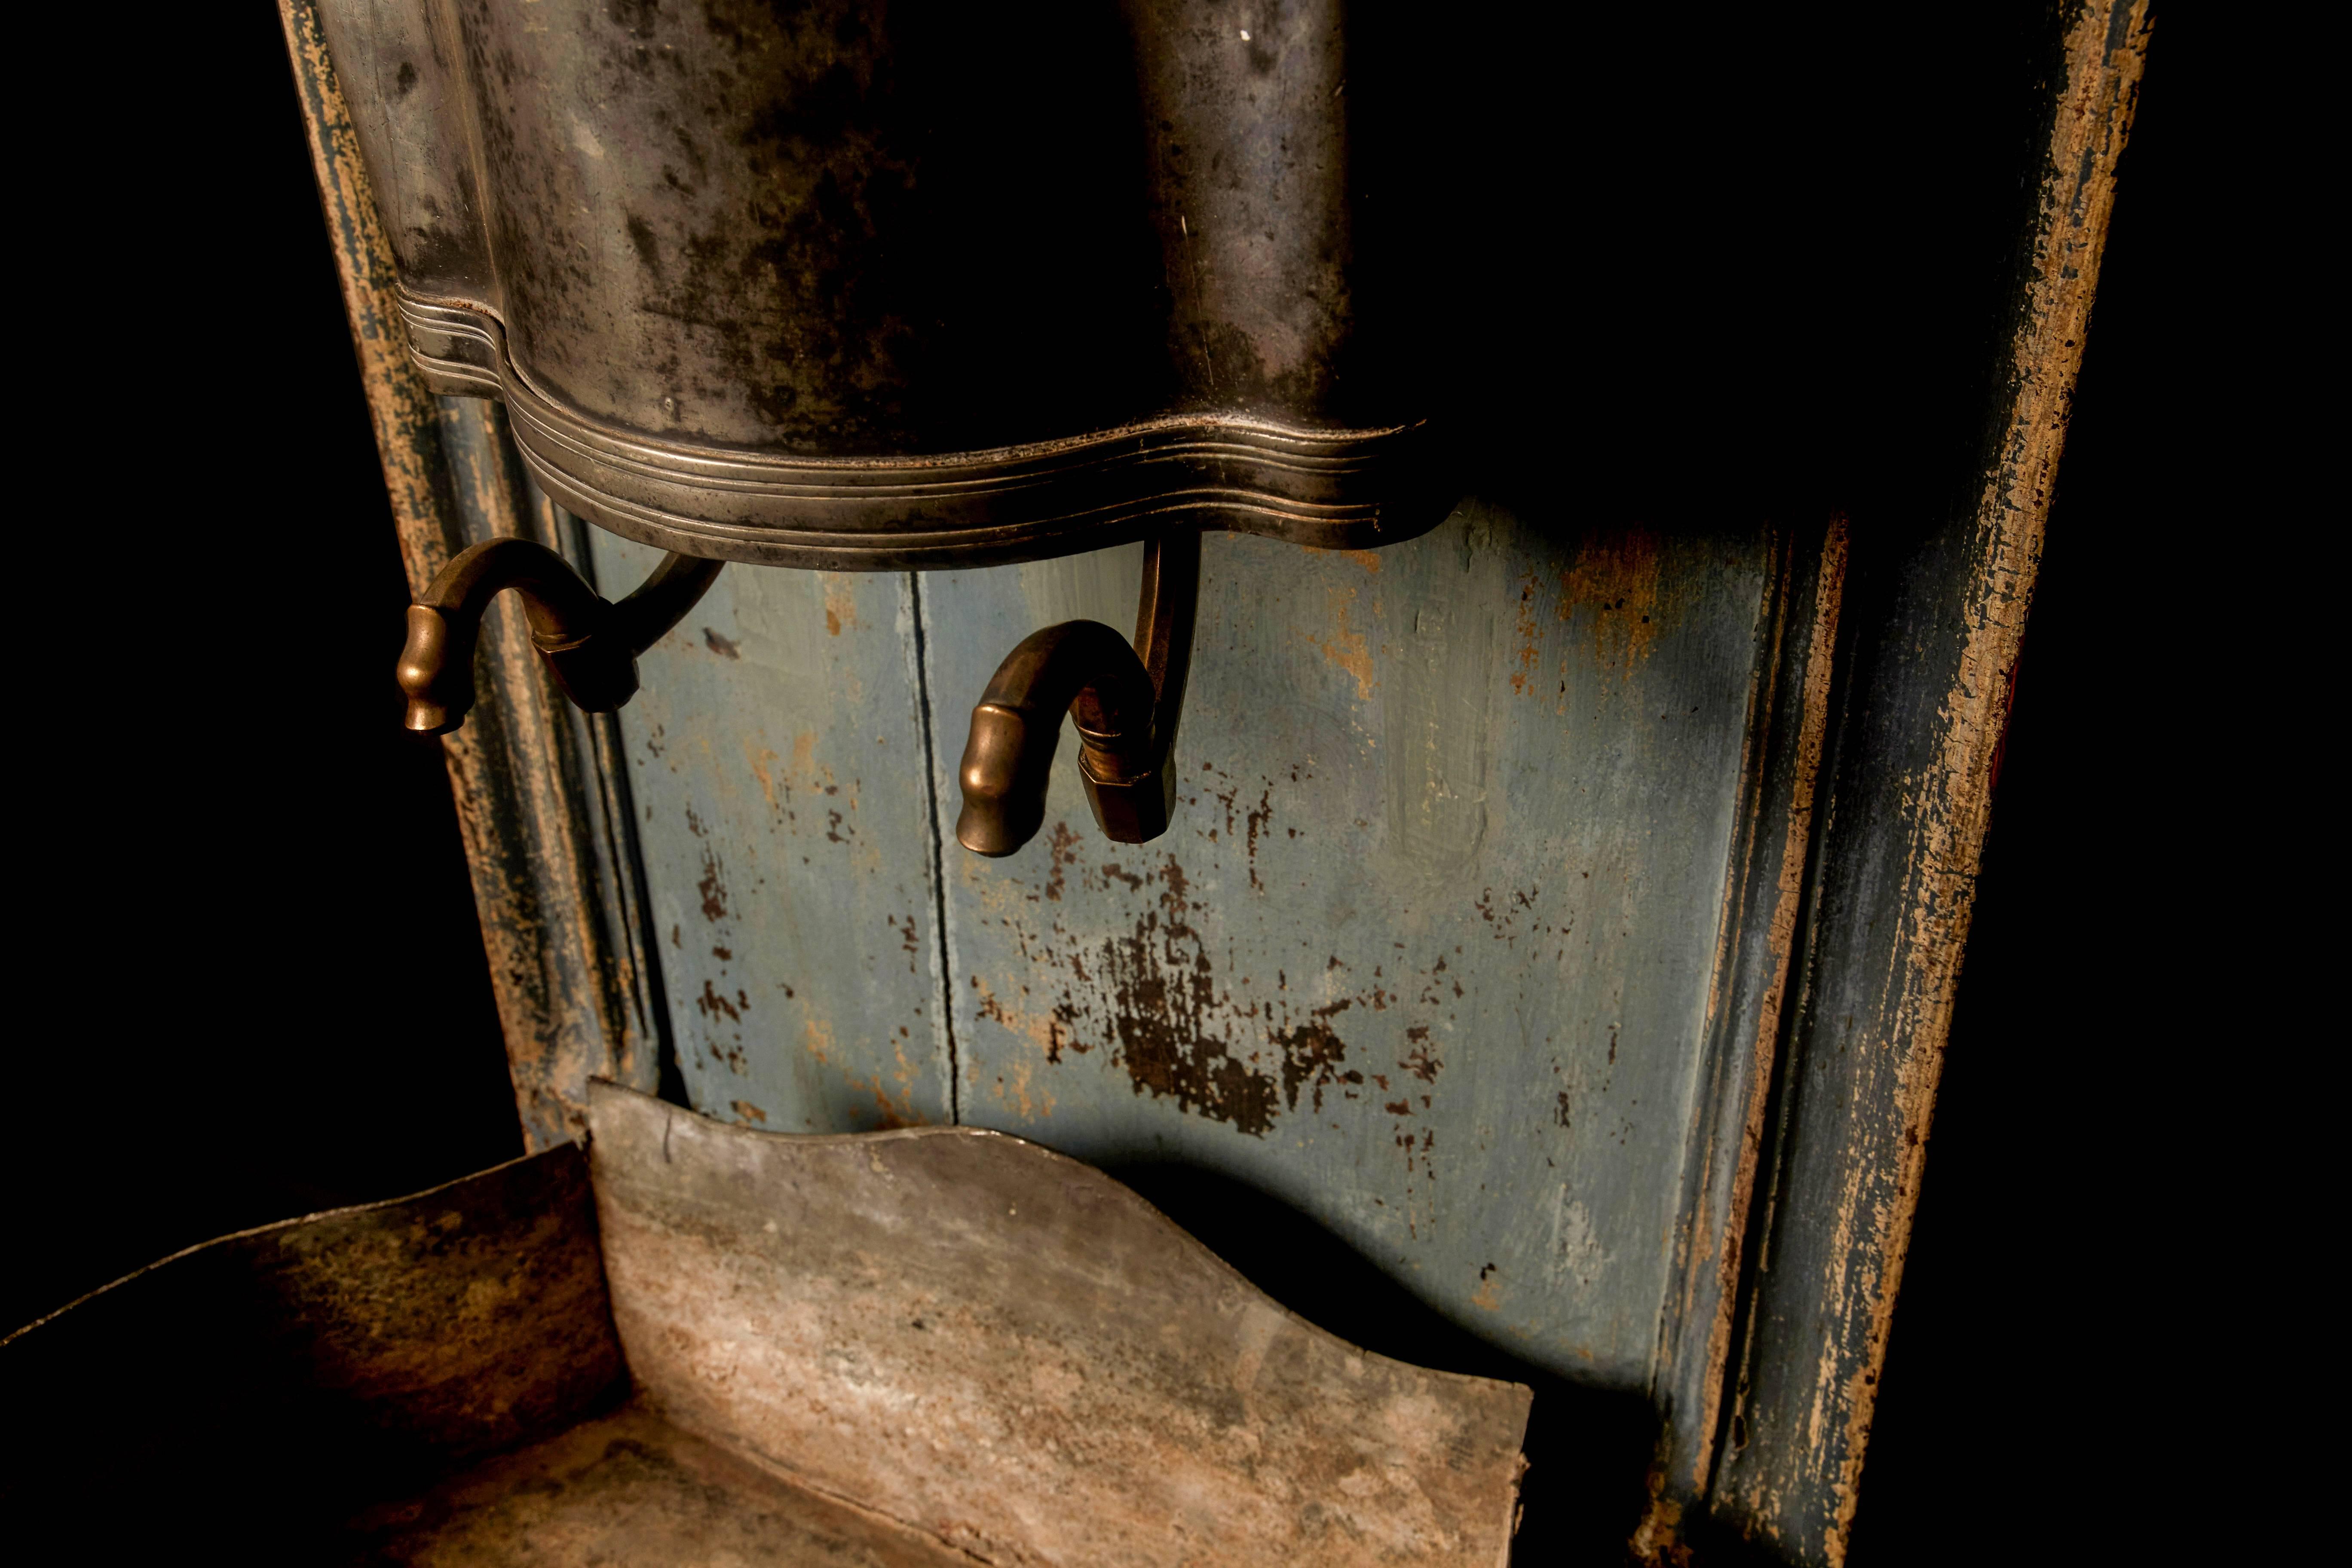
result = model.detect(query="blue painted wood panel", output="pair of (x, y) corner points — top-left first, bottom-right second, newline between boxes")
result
(921, 507), (1777, 1386)
(588, 499), (1831, 1408)
(588, 531), (952, 1131)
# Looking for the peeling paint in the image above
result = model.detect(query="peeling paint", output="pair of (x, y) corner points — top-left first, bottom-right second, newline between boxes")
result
(941, 514), (1798, 1387)
(1301, 583), (1378, 700)
(821, 574), (858, 637)
(1558, 528), (1666, 680)
(1702, 9), (2151, 1561)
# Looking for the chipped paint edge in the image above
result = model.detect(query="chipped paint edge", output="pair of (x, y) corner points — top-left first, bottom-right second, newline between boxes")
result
(1702, 5), (2152, 1562)
(1638, 516), (1848, 1558)
(1817, 9), (2152, 1558)
(280, 0), (667, 1145)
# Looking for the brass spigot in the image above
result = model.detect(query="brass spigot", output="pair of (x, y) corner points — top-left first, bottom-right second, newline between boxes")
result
(397, 539), (723, 735)
(956, 532), (1200, 856)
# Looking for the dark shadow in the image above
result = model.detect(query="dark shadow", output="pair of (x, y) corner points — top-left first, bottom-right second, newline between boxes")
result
(1423, 0), (2056, 542)
(4, 2), (519, 1336)
(1102, 1160), (1658, 1565)
(1841, 11), (2286, 1565)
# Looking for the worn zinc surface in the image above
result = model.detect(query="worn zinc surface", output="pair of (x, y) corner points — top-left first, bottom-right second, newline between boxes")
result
(588, 1082), (1531, 1567)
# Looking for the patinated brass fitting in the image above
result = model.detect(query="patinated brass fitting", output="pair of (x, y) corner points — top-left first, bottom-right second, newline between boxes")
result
(956, 532), (1199, 856)
(397, 539), (723, 736)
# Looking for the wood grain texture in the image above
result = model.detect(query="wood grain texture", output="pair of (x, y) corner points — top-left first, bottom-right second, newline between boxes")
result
(1645, 519), (1847, 1534)
(587, 1081), (1531, 1567)
(282, 0), (666, 1147)
(587, 530), (954, 1133)
(1702, 6), (2151, 1563)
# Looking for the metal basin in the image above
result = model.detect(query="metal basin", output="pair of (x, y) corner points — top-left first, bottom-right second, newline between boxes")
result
(4, 1084), (1527, 1565)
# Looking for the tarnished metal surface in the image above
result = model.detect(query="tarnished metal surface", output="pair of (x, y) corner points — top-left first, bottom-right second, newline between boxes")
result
(398, 539), (723, 734)
(1701, 6), (2153, 1562)
(956, 531), (1200, 856)
(0, 1148), (622, 1544)
(588, 1081), (1532, 1565)
(8, 1098), (1525, 1563)
(282, 0), (669, 1146)
(309, 0), (1451, 568)
(347, 1403), (969, 1567)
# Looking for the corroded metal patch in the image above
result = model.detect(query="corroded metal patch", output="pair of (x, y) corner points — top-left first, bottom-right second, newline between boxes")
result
(310, 0), (1456, 567)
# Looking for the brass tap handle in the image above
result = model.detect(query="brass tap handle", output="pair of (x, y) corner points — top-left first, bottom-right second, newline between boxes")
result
(956, 531), (1201, 856)
(396, 539), (723, 735)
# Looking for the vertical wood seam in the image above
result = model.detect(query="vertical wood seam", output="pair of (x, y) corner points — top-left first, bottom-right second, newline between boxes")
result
(1639, 514), (1850, 1557)
(558, 505), (683, 1102)
(907, 572), (962, 1125)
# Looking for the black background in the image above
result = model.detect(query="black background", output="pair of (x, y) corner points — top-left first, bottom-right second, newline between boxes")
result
(6, 5), (2275, 1563)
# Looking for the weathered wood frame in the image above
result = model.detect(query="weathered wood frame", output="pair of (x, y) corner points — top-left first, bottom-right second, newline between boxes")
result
(282, 0), (671, 1149)
(279, 1), (2149, 1559)
(1699, 7), (2151, 1561)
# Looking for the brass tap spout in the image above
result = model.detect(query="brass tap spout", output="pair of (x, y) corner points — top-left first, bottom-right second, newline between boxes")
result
(397, 539), (723, 734)
(957, 532), (1200, 855)
(956, 623), (1156, 856)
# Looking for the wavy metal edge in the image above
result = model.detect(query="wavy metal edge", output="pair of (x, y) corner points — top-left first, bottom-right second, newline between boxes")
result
(401, 293), (1458, 569)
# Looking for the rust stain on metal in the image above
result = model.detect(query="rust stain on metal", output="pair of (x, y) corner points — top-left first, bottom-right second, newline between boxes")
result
(695, 980), (746, 1025)
(805, 1014), (916, 1128)
(747, 745), (783, 811)
(1242, 783), (1274, 890)
(1400, 1025), (1443, 1083)
(1042, 820), (1080, 901)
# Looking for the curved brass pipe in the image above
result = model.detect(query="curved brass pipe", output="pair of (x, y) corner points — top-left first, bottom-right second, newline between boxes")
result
(397, 539), (724, 734)
(956, 532), (1200, 856)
